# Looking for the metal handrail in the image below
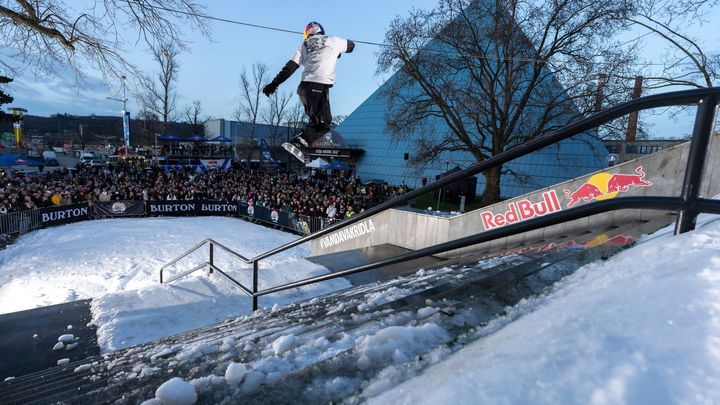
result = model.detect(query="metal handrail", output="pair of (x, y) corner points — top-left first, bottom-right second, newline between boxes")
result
(248, 87), (720, 262)
(160, 87), (720, 311)
(255, 196), (718, 297)
(205, 238), (252, 263)
(160, 239), (256, 296)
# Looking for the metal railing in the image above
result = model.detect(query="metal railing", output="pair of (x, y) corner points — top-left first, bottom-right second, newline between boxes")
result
(0, 209), (45, 237)
(160, 238), (257, 297)
(159, 87), (720, 311)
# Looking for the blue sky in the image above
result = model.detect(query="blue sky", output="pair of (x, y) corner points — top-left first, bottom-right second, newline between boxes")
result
(4, 1), (436, 120)
(2, 0), (719, 137)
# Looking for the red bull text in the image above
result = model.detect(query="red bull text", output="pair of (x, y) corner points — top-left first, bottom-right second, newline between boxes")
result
(480, 191), (561, 231)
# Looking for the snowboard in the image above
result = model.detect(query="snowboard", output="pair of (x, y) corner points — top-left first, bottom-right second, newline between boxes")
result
(282, 142), (309, 163)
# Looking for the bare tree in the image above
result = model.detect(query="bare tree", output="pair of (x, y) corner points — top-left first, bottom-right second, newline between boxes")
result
(235, 63), (269, 159)
(262, 91), (293, 146)
(137, 108), (161, 145)
(184, 100), (208, 135)
(379, 0), (636, 205)
(626, 0), (719, 89)
(0, 0), (209, 81)
(285, 102), (305, 132)
(140, 43), (179, 134)
(0, 76), (13, 121)
(333, 114), (348, 126)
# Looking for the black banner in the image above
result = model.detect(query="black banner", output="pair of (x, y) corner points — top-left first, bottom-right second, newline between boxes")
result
(146, 200), (239, 217)
(239, 204), (290, 227)
(38, 203), (91, 227)
(147, 201), (198, 216)
(93, 201), (146, 217)
(197, 201), (239, 216)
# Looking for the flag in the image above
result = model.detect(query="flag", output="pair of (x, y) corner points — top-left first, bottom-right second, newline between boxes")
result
(260, 139), (280, 163)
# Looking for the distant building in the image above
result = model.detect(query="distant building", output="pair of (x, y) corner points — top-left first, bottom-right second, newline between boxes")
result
(334, 4), (609, 199)
(205, 119), (296, 146)
(604, 139), (686, 165)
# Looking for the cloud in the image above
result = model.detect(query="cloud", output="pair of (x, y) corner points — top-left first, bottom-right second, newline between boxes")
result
(6, 74), (119, 117)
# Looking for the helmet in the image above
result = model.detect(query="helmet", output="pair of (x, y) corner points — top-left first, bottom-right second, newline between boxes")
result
(303, 21), (325, 40)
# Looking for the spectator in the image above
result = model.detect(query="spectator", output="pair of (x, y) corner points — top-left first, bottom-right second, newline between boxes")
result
(0, 161), (406, 220)
(326, 202), (337, 219)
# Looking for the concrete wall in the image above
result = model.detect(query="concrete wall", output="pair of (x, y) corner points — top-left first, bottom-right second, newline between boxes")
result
(311, 136), (720, 258)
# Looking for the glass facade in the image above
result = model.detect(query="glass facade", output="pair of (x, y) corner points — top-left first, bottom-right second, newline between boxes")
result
(336, 66), (608, 200)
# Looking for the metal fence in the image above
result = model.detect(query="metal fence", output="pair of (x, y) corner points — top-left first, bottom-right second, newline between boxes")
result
(0, 209), (45, 238)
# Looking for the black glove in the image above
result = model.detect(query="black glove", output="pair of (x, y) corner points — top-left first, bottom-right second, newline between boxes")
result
(262, 83), (278, 97)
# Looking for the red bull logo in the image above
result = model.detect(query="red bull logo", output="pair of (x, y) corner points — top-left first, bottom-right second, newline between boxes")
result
(564, 234), (636, 249)
(563, 166), (652, 208)
(480, 191), (562, 231)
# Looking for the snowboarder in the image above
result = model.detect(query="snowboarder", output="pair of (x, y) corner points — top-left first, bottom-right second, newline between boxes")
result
(262, 21), (355, 162)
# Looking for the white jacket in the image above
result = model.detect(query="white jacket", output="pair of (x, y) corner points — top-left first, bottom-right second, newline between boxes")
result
(290, 35), (351, 85)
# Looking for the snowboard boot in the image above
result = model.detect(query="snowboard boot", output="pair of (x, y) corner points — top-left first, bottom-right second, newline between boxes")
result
(290, 133), (309, 148)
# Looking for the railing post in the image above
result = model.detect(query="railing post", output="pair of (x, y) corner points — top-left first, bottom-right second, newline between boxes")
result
(675, 95), (719, 235)
(252, 260), (259, 312)
(209, 242), (214, 274)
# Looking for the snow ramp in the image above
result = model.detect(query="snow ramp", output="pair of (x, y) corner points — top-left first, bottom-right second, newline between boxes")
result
(0, 216), (664, 403)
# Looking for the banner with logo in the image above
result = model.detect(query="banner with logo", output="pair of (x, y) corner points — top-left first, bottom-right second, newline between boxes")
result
(38, 203), (91, 227)
(198, 159), (231, 173)
(93, 201), (146, 217)
(239, 204), (289, 227)
(147, 201), (198, 216)
(260, 139), (281, 164)
(146, 200), (239, 217)
(197, 201), (239, 216)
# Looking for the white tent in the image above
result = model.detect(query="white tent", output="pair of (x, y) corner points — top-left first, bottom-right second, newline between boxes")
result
(305, 157), (329, 168)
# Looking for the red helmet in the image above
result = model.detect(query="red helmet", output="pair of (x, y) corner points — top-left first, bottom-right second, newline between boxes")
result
(303, 21), (325, 40)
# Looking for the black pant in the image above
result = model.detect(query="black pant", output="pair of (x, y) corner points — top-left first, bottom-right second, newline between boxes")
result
(297, 81), (332, 143)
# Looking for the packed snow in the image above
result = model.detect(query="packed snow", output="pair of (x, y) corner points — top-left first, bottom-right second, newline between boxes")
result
(224, 362), (248, 385)
(0, 217), (350, 351)
(3, 209), (720, 402)
(366, 214), (720, 404)
(150, 377), (197, 405)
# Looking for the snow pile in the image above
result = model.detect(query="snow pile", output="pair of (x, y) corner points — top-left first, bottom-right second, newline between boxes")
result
(224, 362), (247, 385)
(150, 377), (197, 405)
(53, 334), (80, 351)
(356, 324), (451, 370)
(368, 215), (720, 404)
(0, 217), (350, 351)
(272, 335), (297, 356)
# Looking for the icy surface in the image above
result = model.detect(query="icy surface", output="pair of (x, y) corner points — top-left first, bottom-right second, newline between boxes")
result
(367, 215), (720, 404)
(0, 217), (349, 351)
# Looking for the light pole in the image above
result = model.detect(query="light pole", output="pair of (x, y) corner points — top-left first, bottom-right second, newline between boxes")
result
(107, 75), (129, 155)
(436, 161), (450, 211)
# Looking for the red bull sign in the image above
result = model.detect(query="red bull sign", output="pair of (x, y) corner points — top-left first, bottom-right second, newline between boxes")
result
(563, 166), (652, 208)
(480, 191), (562, 230)
(478, 166), (653, 232)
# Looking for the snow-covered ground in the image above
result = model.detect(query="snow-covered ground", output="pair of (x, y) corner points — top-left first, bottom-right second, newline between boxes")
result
(3, 213), (720, 403)
(367, 214), (720, 404)
(0, 217), (350, 351)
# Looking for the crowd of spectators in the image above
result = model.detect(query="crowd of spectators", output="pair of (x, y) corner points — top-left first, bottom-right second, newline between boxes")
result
(0, 162), (407, 220)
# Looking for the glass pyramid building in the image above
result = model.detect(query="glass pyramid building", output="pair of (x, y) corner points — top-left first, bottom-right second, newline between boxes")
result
(334, 3), (608, 199)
